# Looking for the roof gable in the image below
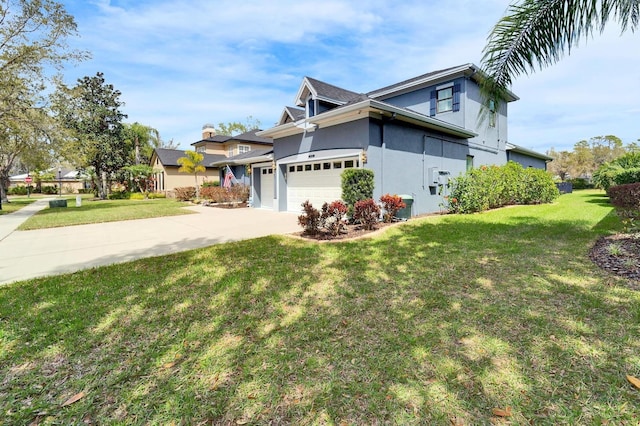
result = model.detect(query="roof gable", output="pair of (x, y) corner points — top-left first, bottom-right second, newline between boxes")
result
(278, 106), (305, 125)
(294, 76), (361, 107)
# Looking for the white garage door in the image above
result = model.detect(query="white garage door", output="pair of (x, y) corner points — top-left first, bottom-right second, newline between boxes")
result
(260, 167), (274, 208)
(286, 157), (358, 213)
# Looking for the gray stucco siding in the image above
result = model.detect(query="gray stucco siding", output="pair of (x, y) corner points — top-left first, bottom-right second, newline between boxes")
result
(273, 118), (370, 161)
(507, 151), (548, 170)
(382, 77), (466, 129)
(366, 120), (482, 215)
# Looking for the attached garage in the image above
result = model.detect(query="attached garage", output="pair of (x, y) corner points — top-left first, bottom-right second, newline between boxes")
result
(259, 167), (274, 209)
(285, 157), (358, 212)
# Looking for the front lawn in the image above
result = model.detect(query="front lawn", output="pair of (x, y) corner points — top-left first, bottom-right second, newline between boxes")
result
(1, 190), (639, 424)
(0, 197), (37, 215)
(17, 197), (194, 230)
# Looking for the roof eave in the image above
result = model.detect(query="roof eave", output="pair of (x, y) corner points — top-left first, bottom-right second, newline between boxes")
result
(258, 99), (477, 139)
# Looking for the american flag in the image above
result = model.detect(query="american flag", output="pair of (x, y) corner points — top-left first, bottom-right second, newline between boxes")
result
(223, 166), (234, 188)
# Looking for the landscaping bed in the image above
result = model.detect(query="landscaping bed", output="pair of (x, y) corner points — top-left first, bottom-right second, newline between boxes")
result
(590, 233), (640, 284)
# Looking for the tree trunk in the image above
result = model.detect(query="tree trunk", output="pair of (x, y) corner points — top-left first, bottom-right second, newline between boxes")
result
(99, 170), (108, 200)
(194, 173), (200, 199)
(0, 169), (10, 203)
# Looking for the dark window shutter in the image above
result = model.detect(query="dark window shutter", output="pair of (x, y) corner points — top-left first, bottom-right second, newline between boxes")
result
(429, 90), (437, 116)
(452, 83), (461, 112)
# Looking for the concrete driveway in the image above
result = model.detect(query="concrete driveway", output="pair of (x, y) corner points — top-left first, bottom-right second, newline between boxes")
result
(0, 200), (299, 285)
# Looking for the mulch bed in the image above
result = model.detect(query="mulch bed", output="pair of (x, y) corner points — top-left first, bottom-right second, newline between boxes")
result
(590, 233), (640, 283)
(294, 221), (398, 242)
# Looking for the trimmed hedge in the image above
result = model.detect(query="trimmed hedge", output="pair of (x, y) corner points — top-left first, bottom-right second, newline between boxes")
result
(612, 167), (640, 186)
(341, 169), (374, 215)
(608, 182), (640, 232)
(448, 162), (559, 214)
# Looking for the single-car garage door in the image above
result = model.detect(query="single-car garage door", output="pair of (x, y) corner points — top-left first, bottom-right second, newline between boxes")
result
(260, 167), (274, 208)
(286, 157), (358, 212)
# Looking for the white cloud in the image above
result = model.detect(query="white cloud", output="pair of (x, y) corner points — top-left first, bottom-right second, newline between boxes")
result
(60, 0), (640, 151)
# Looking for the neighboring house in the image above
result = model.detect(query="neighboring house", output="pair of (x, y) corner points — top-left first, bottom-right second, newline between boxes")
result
(9, 168), (88, 193)
(150, 148), (224, 193)
(150, 128), (273, 194)
(255, 63), (550, 215)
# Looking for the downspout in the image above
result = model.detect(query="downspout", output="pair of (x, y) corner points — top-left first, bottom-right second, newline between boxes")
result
(422, 135), (427, 190)
(380, 119), (385, 194)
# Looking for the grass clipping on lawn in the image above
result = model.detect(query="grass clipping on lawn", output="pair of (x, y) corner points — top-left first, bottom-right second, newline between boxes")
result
(2, 190), (640, 424)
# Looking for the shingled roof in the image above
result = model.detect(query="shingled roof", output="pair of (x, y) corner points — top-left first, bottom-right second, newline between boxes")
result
(191, 129), (272, 146)
(153, 148), (225, 168)
(305, 77), (361, 103)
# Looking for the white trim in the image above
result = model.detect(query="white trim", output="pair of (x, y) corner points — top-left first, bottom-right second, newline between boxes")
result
(277, 148), (362, 165)
(436, 82), (454, 90)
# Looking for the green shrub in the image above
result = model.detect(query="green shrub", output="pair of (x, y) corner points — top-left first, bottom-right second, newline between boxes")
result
(298, 200), (321, 234)
(41, 185), (58, 195)
(341, 169), (374, 216)
(593, 152), (640, 191)
(612, 167), (640, 186)
(448, 162), (559, 214)
(174, 187), (196, 201)
(9, 186), (31, 195)
(608, 183), (640, 232)
(129, 192), (145, 200)
(353, 198), (380, 230)
(202, 180), (220, 188)
(568, 178), (593, 189)
(108, 190), (131, 200)
(148, 192), (166, 199)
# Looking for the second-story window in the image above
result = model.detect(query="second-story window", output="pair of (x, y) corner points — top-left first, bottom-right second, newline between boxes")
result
(437, 87), (453, 113)
(228, 145), (234, 157)
(196, 146), (206, 153)
(238, 145), (250, 154)
(307, 96), (315, 118)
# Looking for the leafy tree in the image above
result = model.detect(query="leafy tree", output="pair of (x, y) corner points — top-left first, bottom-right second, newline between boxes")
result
(122, 122), (161, 165)
(0, 0), (86, 202)
(177, 150), (206, 199)
(210, 116), (261, 136)
(52, 72), (128, 199)
(546, 148), (573, 181)
(123, 164), (155, 198)
(481, 0), (639, 106)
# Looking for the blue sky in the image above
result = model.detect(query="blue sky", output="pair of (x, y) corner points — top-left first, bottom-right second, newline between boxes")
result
(60, 0), (640, 153)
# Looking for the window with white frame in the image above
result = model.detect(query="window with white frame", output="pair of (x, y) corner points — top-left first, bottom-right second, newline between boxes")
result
(228, 145), (234, 157)
(238, 145), (251, 154)
(437, 87), (453, 113)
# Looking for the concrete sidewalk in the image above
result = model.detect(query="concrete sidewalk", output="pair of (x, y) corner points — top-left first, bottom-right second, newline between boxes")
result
(0, 203), (300, 285)
(0, 197), (54, 241)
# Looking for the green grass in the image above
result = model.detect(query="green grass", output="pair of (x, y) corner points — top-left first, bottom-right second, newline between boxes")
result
(17, 197), (194, 230)
(2, 190), (640, 424)
(0, 197), (37, 215)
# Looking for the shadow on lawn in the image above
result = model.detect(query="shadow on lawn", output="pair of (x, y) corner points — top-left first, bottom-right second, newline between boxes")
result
(1, 201), (640, 424)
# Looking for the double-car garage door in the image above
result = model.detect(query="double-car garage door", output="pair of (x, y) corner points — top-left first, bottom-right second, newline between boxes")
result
(286, 157), (359, 212)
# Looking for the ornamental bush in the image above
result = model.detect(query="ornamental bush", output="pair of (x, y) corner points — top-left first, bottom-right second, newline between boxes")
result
(341, 168), (374, 216)
(353, 198), (380, 230)
(608, 183), (640, 232)
(298, 200), (321, 234)
(174, 186), (196, 201)
(321, 200), (348, 236)
(448, 162), (558, 214)
(379, 194), (406, 222)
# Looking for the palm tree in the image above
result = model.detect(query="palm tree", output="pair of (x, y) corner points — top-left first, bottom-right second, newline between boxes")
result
(480, 0), (639, 105)
(177, 150), (206, 199)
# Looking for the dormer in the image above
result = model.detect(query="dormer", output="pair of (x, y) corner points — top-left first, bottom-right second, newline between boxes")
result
(294, 77), (360, 119)
(278, 106), (305, 126)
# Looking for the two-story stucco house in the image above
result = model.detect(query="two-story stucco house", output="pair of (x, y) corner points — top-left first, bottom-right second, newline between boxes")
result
(254, 63), (550, 215)
(150, 128), (272, 194)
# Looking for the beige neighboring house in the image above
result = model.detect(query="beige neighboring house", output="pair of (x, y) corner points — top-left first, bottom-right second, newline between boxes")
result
(150, 126), (273, 194)
(150, 149), (225, 194)
(9, 168), (87, 193)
